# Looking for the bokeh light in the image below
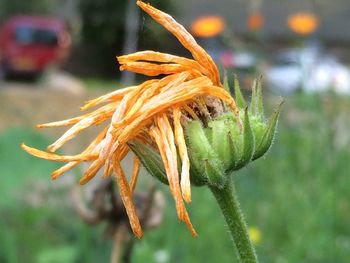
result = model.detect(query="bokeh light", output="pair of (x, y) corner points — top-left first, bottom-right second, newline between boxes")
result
(247, 12), (264, 31)
(191, 16), (225, 38)
(287, 12), (319, 35)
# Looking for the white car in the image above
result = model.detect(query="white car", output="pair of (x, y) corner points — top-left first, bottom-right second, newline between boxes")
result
(266, 48), (350, 95)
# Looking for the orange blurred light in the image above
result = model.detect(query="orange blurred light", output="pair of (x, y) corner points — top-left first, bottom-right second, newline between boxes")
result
(288, 12), (319, 35)
(248, 12), (264, 31)
(191, 16), (225, 38)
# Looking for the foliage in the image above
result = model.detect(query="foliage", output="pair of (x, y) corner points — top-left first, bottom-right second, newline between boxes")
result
(0, 0), (55, 20)
(0, 127), (111, 263)
(79, 0), (174, 76)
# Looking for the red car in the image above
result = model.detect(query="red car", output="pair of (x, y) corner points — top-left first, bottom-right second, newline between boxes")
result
(0, 16), (70, 78)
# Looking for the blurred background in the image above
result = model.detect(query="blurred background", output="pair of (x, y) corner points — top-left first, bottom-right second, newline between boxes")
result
(0, 0), (349, 262)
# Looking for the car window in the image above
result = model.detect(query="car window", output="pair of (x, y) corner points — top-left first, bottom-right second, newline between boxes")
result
(14, 26), (58, 46)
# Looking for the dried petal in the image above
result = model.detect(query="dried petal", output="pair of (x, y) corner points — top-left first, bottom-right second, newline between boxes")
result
(130, 156), (140, 192)
(173, 107), (191, 203)
(137, 1), (220, 85)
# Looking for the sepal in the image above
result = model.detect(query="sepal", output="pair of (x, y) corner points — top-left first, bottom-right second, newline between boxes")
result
(234, 74), (246, 109)
(253, 100), (284, 160)
(128, 141), (169, 185)
(234, 107), (255, 170)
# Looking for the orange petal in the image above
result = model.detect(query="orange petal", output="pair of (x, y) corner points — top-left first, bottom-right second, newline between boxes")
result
(113, 80), (229, 145)
(156, 114), (184, 219)
(150, 118), (196, 235)
(81, 86), (137, 111)
(102, 142), (130, 178)
(21, 143), (97, 162)
(111, 76), (212, 137)
(37, 116), (88, 128)
(149, 126), (182, 218)
(196, 97), (211, 120)
(79, 158), (104, 185)
(47, 104), (115, 152)
(100, 79), (159, 161)
(173, 107), (191, 203)
(118, 51), (210, 77)
(120, 61), (191, 76)
(122, 81), (160, 121)
(182, 208), (197, 237)
(51, 127), (108, 180)
(130, 156), (140, 193)
(137, 0), (220, 85)
(118, 72), (192, 127)
(51, 161), (80, 180)
(37, 103), (117, 128)
(182, 104), (199, 120)
(112, 158), (143, 238)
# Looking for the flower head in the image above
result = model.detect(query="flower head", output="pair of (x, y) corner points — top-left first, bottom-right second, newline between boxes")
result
(248, 227), (262, 245)
(21, 1), (281, 239)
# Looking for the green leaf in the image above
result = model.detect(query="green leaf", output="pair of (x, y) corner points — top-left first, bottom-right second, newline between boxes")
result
(234, 108), (255, 170)
(256, 75), (264, 119)
(253, 100), (284, 160)
(250, 78), (258, 115)
(222, 72), (230, 112)
(226, 130), (238, 172)
(250, 76), (263, 116)
(223, 72), (230, 93)
(128, 141), (169, 185)
(203, 158), (227, 189)
(185, 121), (225, 187)
(209, 119), (234, 169)
(233, 74), (246, 109)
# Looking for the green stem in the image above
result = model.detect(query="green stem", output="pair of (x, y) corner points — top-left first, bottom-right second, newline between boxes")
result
(209, 177), (258, 263)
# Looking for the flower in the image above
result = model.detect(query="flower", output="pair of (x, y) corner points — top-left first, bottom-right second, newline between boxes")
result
(21, 1), (281, 239)
(21, 1), (239, 238)
(248, 226), (262, 245)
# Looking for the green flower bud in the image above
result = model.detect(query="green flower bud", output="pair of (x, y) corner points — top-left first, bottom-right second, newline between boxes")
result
(130, 76), (283, 189)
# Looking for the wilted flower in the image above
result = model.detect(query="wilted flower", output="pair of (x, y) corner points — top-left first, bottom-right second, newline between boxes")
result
(22, 1), (281, 241)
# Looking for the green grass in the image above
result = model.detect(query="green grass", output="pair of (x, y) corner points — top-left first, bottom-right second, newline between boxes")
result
(82, 78), (122, 91)
(0, 93), (349, 262)
(0, 127), (60, 207)
(0, 128), (110, 263)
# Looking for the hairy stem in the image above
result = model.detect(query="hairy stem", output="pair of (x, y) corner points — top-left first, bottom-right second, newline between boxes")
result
(210, 177), (258, 263)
